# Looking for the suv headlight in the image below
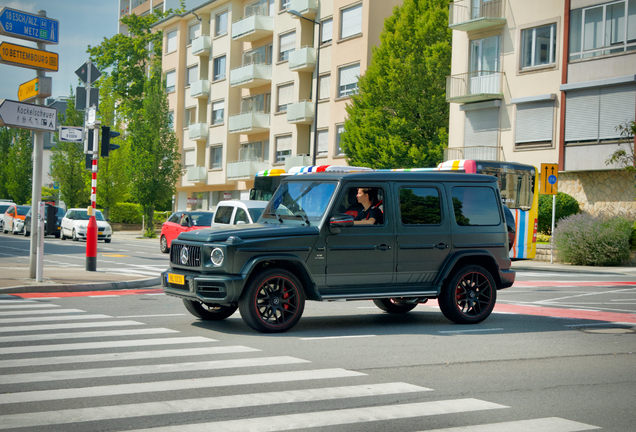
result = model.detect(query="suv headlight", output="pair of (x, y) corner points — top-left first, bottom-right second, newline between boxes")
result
(211, 248), (224, 266)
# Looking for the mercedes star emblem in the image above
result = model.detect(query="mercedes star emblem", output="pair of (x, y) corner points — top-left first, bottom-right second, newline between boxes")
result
(180, 247), (189, 265)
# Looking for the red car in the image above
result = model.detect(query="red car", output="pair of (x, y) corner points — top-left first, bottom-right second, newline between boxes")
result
(160, 211), (214, 253)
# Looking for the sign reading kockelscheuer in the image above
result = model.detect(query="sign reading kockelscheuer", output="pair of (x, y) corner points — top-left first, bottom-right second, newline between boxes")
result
(0, 99), (57, 131)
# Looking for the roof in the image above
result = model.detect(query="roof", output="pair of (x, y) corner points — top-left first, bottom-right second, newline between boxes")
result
(281, 170), (498, 183)
(217, 200), (269, 209)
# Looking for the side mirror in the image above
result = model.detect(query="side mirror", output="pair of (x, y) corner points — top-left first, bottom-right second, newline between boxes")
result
(329, 214), (354, 234)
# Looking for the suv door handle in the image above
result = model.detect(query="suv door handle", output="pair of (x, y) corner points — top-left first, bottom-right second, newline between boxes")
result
(436, 243), (447, 250)
(378, 244), (391, 251)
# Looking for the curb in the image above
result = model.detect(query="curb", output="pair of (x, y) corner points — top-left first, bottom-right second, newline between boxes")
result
(0, 277), (161, 294)
(512, 265), (628, 275)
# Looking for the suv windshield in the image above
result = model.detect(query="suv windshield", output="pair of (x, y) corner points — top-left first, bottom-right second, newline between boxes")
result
(263, 180), (336, 223)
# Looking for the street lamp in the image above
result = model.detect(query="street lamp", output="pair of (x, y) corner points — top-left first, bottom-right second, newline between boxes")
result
(287, 9), (321, 166)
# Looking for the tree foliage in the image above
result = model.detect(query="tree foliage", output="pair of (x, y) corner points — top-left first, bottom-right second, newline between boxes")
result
(5, 128), (33, 204)
(605, 120), (636, 171)
(341, 0), (452, 169)
(0, 127), (14, 199)
(538, 192), (580, 234)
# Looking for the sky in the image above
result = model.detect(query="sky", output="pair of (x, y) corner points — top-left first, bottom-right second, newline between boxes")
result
(0, 0), (115, 102)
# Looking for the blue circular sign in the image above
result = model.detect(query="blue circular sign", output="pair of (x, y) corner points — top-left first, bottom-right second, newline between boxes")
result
(548, 175), (557, 185)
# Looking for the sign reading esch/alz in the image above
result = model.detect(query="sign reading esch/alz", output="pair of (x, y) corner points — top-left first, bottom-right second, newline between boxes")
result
(0, 99), (57, 132)
(0, 7), (59, 45)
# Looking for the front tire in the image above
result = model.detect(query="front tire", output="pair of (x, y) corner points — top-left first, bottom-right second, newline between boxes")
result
(239, 268), (305, 333)
(373, 298), (418, 314)
(160, 235), (170, 254)
(60, 230), (66, 240)
(438, 265), (497, 324)
(72, 229), (78, 241)
(183, 299), (237, 321)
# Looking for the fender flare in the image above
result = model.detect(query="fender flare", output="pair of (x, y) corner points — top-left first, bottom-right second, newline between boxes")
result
(433, 250), (503, 289)
(239, 255), (320, 300)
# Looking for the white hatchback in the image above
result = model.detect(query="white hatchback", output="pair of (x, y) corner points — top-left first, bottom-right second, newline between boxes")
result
(60, 208), (112, 243)
(212, 200), (267, 226)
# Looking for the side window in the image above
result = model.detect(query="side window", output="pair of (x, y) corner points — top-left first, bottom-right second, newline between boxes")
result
(336, 186), (385, 226)
(67, 210), (74, 219)
(168, 213), (180, 223)
(235, 208), (249, 224)
(399, 187), (441, 225)
(214, 206), (234, 224)
(452, 187), (501, 226)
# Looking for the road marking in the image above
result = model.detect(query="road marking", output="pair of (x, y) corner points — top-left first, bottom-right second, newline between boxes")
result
(0, 308), (86, 316)
(0, 368), (365, 404)
(104, 269), (163, 276)
(88, 295), (120, 298)
(115, 314), (186, 318)
(126, 399), (508, 432)
(101, 254), (130, 257)
(565, 322), (635, 328)
(0, 383), (429, 430)
(438, 328), (504, 334)
(12, 289), (163, 298)
(0, 346), (260, 368)
(300, 335), (377, 340)
(0, 327), (178, 343)
(422, 417), (600, 431)
(494, 303), (636, 323)
(0, 303), (59, 309)
(0, 320), (144, 333)
(0, 314), (113, 324)
(0, 336), (216, 355)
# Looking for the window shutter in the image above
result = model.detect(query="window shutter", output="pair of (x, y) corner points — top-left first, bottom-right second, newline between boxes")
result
(276, 135), (292, 151)
(319, 75), (331, 100)
(565, 88), (600, 142)
(339, 64), (359, 87)
(464, 108), (499, 148)
(317, 130), (329, 154)
(599, 84), (636, 140)
(279, 32), (296, 55)
(322, 19), (333, 42)
(187, 66), (198, 85)
(167, 30), (177, 52)
(166, 71), (175, 89)
(213, 101), (225, 112)
(189, 23), (200, 44)
(278, 84), (294, 107)
(185, 150), (196, 166)
(341, 4), (362, 39)
(515, 101), (554, 144)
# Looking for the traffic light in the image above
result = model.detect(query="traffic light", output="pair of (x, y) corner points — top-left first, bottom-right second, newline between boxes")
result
(100, 126), (121, 157)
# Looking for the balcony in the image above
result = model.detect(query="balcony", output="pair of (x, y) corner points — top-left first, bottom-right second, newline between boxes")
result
(289, 47), (316, 72)
(230, 63), (272, 88)
(227, 159), (270, 180)
(444, 146), (502, 162)
(186, 166), (207, 184)
(449, 0), (505, 32)
(286, 100), (314, 124)
(285, 154), (312, 171)
(188, 123), (209, 141)
(446, 71), (503, 103)
(228, 112), (270, 134)
(192, 35), (211, 56)
(232, 14), (274, 42)
(289, 0), (318, 18)
(190, 80), (210, 99)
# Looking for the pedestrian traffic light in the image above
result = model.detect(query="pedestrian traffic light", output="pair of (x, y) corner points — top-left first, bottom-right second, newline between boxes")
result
(100, 126), (121, 157)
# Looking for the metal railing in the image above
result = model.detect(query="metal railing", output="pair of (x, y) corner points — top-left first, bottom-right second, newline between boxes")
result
(446, 71), (503, 102)
(449, 0), (504, 27)
(444, 146), (502, 161)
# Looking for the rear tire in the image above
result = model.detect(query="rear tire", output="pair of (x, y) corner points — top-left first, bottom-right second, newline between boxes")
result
(160, 235), (170, 254)
(183, 299), (237, 321)
(373, 298), (417, 314)
(438, 265), (497, 324)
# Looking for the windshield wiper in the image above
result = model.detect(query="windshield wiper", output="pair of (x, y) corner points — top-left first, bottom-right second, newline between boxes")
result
(264, 212), (284, 223)
(290, 213), (310, 226)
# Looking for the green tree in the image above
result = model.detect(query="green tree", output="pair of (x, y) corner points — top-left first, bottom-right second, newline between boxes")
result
(127, 78), (182, 237)
(605, 120), (636, 171)
(340, 0), (452, 169)
(0, 127), (14, 199)
(50, 89), (91, 209)
(5, 128), (33, 204)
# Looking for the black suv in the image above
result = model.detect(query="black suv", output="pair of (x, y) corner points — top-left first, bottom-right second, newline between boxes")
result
(162, 171), (515, 333)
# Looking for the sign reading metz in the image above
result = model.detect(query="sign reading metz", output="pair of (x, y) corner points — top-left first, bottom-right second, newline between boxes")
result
(0, 7), (59, 44)
(0, 99), (57, 132)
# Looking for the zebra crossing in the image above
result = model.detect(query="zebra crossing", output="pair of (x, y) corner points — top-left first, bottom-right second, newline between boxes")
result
(0, 295), (601, 431)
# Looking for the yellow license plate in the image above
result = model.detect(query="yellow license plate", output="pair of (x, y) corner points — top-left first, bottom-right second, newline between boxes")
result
(168, 273), (185, 285)
(98, 231), (103, 235)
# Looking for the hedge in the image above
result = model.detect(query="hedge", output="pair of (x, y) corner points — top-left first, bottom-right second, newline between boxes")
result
(109, 203), (143, 224)
(538, 192), (580, 234)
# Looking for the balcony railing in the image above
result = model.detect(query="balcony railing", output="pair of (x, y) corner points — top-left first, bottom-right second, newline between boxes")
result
(227, 159), (271, 180)
(446, 71), (503, 103)
(228, 112), (270, 134)
(192, 35), (211, 56)
(449, 0), (505, 31)
(290, 0), (318, 18)
(232, 14), (274, 42)
(444, 146), (502, 162)
(186, 166), (207, 183)
(286, 100), (314, 124)
(285, 154), (312, 171)
(289, 47), (316, 72)
(230, 63), (272, 88)
(188, 123), (209, 141)
(190, 80), (210, 99)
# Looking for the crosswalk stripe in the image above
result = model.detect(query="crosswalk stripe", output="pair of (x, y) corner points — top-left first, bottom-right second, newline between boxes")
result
(0, 382), (430, 429)
(421, 417), (600, 431)
(0, 299), (38, 303)
(0, 320), (144, 333)
(0, 336), (217, 355)
(0, 303), (59, 309)
(0, 356), (310, 384)
(126, 398), (508, 432)
(0, 314), (113, 324)
(0, 308), (86, 316)
(0, 368), (365, 404)
(0, 328), (179, 343)
(0, 346), (261, 368)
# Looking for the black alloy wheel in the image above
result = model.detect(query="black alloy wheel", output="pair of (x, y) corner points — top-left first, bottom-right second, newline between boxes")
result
(182, 299), (237, 321)
(373, 298), (418, 314)
(439, 265), (497, 324)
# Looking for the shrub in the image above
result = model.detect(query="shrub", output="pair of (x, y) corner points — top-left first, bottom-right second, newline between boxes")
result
(538, 192), (580, 234)
(109, 203), (143, 224)
(553, 213), (633, 266)
(536, 233), (551, 243)
(631, 221), (636, 250)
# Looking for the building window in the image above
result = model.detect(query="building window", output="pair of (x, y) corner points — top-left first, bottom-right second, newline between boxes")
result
(215, 11), (228, 36)
(210, 146), (223, 169)
(338, 64), (360, 98)
(336, 124), (345, 155)
(212, 101), (225, 125)
(515, 100), (555, 147)
(186, 65), (198, 86)
(165, 70), (175, 93)
(275, 135), (292, 163)
(239, 140), (269, 161)
(168, 111), (174, 129)
(321, 18), (333, 44)
(277, 83), (294, 112)
(569, 0), (636, 61)
(166, 29), (177, 53)
(184, 150), (195, 167)
(241, 93), (271, 114)
(184, 107), (196, 127)
(280, 0), (290, 11)
(340, 3), (362, 39)
(244, 44), (273, 65)
(319, 74), (331, 100)
(521, 24), (556, 69)
(214, 55), (226, 81)
(279, 31), (296, 62)
(188, 23), (200, 45)
(317, 130), (329, 156)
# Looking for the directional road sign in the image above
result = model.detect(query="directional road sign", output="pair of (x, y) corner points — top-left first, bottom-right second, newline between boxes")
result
(540, 163), (559, 195)
(18, 77), (52, 101)
(75, 60), (101, 85)
(0, 41), (58, 71)
(0, 99), (57, 131)
(59, 126), (84, 143)
(0, 7), (59, 44)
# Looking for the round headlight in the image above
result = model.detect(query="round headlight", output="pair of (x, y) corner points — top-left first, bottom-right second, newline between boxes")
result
(211, 248), (224, 266)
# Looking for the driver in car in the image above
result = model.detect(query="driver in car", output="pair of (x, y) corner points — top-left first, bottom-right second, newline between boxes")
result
(353, 188), (383, 225)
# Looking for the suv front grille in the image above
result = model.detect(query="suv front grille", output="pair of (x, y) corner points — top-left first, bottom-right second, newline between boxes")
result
(170, 244), (201, 267)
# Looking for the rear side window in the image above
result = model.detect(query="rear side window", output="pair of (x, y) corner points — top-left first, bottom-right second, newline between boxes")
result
(214, 206), (234, 224)
(452, 187), (500, 226)
(399, 187), (441, 225)
(235, 208), (249, 224)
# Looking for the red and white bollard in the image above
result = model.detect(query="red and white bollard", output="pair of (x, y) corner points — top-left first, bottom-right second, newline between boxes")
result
(86, 132), (99, 271)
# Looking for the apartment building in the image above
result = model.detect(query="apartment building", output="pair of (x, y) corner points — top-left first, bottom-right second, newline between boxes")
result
(446, 0), (636, 215)
(153, 0), (399, 211)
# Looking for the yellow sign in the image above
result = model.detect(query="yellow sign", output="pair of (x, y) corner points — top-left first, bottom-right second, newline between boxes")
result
(18, 77), (39, 101)
(540, 163), (559, 195)
(0, 41), (58, 71)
